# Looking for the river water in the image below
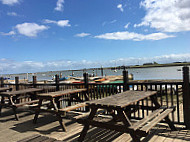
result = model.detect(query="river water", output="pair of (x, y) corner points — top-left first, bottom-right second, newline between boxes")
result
(2, 65), (186, 82)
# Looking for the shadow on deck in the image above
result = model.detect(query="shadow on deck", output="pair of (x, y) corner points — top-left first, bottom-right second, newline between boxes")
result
(0, 108), (189, 142)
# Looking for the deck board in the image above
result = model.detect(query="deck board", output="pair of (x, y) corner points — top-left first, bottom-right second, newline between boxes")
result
(0, 108), (189, 142)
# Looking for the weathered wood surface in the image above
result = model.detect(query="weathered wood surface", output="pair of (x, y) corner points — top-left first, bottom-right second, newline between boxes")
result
(0, 87), (11, 92)
(129, 107), (167, 130)
(14, 100), (39, 107)
(0, 108), (189, 142)
(59, 103), (87, 112)
(86, 90), (157, 109)
(37, 88), (87, 98)
(0, 88), (43, 120)
(141, 107), (174, 132)
(0, 88), (43, 97)
(78, 90), (176, 141)
(33, 89), (87, 132)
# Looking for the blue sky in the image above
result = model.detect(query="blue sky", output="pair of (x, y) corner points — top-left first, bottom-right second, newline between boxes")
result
(0, 0), (190, 74)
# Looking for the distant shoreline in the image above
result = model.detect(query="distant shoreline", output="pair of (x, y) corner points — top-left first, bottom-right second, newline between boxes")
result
(103, 62), (190, 70)
(3, 62), (190, 76)
(123, 62), (190, 69)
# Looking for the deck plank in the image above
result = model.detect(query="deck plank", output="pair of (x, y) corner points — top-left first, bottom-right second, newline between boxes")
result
(0, 108), (189, 142)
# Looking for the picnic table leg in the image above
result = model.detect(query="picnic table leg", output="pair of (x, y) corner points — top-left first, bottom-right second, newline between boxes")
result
(164, 116), (177, 131)
(107, 108), (119, 122)
(117, 110), (141, 142)
(56, 113), (67, 132)
(78, 107), (98, 142)
(150, 96), (177, 131)
(12, 106), (19, 121)
(8, 96), (19, 120)
(33, 99), (43, 124)
(0, 96), (5, 116)
(124, 106), (132, 119)
(30, 92), (37, 101)
(51, 98), (67, 132)
(55, 97), (60, 109)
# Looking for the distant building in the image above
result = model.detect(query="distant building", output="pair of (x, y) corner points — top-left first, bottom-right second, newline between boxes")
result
(173, 62), (182, 63)
(143, 63), (153, 65)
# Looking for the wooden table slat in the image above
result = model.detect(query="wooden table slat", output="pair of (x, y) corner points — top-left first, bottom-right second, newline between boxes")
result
(86, 90), (157, 109)
(37, 88), (87, 98)
(0, 88), (43, 96)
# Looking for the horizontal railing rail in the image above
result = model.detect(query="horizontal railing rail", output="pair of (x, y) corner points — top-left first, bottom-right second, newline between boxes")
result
(1, 81), (184, 124)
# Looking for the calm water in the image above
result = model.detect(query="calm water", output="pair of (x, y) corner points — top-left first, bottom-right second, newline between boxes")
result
(2, 66), (186, 81)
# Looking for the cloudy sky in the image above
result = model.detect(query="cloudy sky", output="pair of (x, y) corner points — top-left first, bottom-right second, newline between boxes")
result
(0, 0), (190, 74)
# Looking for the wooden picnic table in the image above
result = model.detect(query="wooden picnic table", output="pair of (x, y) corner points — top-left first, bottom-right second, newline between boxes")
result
(33, 88), (88, 131)
(0, 88), (43, 120)
(77, 90), (176, 142)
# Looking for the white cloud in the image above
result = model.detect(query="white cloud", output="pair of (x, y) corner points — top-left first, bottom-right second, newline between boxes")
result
(0, 0), (19, 5)
(135, 0), (190, 32)
(44, 19), (71, 27)
(0, 53), (190, 74)
(55, 0), (64, 11)
(117, 4), (124, 12)
(1, 31), (15, 36)
(15, 23), (49, 37)
(75, 33), (90, 37)
(124, 22), (130, 29)
(95, 31), (175, 41)
(110, 20), (117, 23)
(102, 20), (117, 26)
(57, 20), (71, 27)
(7, 12), (18, 16)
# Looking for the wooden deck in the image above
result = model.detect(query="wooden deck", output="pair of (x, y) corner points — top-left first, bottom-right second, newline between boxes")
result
(0, 107), (190, 142)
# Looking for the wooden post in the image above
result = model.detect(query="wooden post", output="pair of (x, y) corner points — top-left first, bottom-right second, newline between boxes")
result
(83, 72), (89, 91)
(15, 77), (19, 91)
(0, 77), (4, 87)
(123, 69), (129, 91)
(101, 66), (104, 77)
(183, 66), (190, 129)
(55, 74), (59, 91)
(83, 72), (89, 111)
(33, 76), (37, 88)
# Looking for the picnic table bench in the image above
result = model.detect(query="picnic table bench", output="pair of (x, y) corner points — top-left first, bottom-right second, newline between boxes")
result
(0, 88), (43, 120)
(33, 88), (88, 131)
(77, 90), (176, 142)
(0, 87), (12, 92)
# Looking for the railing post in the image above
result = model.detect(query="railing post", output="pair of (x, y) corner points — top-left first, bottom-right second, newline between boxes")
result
(84, 72), (89, 101)
(101, 66), (104, 77)
(0, 77), (4, 87)
(183, 66), (190, 129)
(15, 76), (19, 91)
(55, 74), (59, 91)
(83, 72), (89, 91)
(83, 72), (89, 111)
(123, 69), (129, 91)
(33, 76), (37, 88)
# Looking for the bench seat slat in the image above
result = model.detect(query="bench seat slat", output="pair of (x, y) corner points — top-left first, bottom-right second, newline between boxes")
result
(59, 102), (87, 112)
(130, 106), (167, 130)
(28, 136), (49, 142)
(140, 107), (174, 133)
(73, 112), (90, 120)
(14, 100), (39, 107)
(73, 109), (105, 120)
(17, 134), (41, 142)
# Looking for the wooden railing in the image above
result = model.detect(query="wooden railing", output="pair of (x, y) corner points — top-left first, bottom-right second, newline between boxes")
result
(1, 66), (190, 128)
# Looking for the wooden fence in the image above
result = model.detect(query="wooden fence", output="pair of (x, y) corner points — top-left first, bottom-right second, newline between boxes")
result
(1, 66), (190, 128)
